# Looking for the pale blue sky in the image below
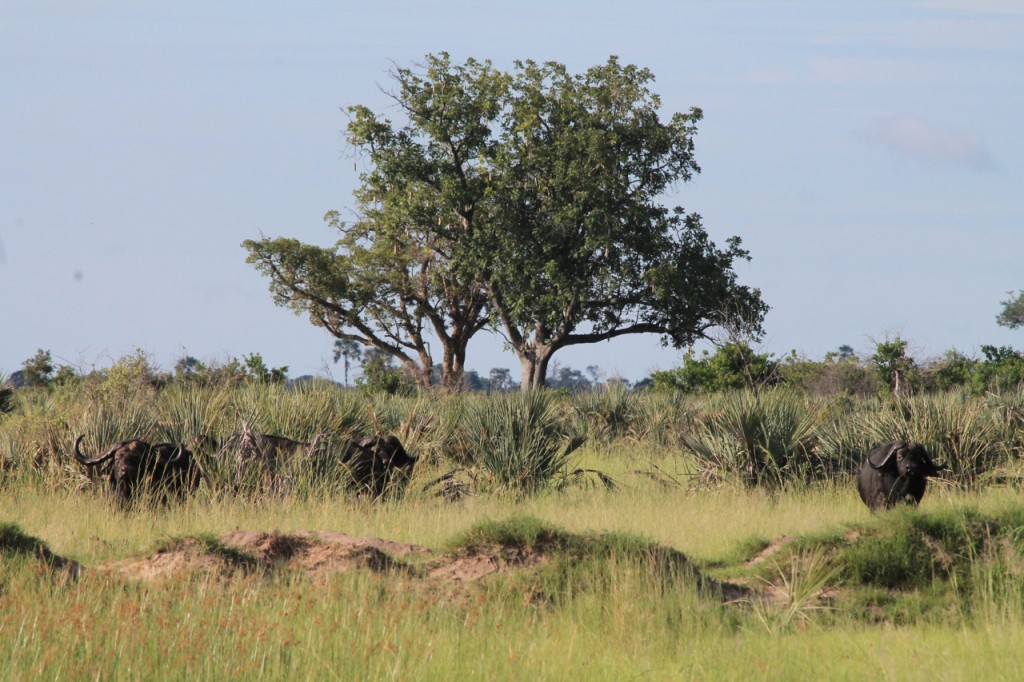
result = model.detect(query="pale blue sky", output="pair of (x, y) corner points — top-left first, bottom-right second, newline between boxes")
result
(2, 1), (1022, 382)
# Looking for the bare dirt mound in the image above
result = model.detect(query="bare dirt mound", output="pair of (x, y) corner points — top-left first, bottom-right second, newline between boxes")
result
(98, 530), (433, 582)
(98, 529), (555, 588)
(94, 527), (735, 606)
(427, 543), (548, 584)
(99, 537), (227, 582)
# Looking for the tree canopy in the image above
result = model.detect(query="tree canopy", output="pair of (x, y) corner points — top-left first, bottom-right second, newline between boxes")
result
(998, 291), (1024, 330)
(244, 53), (766, 390)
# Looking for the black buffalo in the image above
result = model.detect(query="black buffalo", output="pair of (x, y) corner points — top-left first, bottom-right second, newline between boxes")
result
(340, 435), (416, 498)
(73, 435), (202, 505)
(857, 440), (946, 511)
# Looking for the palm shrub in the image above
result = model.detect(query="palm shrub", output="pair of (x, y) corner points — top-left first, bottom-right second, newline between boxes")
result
(365, 392), (418, 435)
(571, 383), (640, 446)
(913, 392), (1008, 487)
(0, 372), (13, 417)
(456, 390), (586, 496)
(983, 385), (1024, 452)
(216, 383), (367, 498)
(400, 393), (465, 466)
(223, 380), (361, 435)
(267, 383), (364, 441)
(0, 387), (83, 478)
(683, 389), (818, 489)
(814, 395), (886, 479)
(856, 392), (1009, 488)
(632, 389), (700, 448)
(154, 383), (230, 445)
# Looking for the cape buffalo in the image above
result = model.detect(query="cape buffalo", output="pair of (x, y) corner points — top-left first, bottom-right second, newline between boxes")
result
(217, 431), (309, 495)
(341, 435), (416, 498)
(857, 440), (946, 511)
(73, 435), (202, 505)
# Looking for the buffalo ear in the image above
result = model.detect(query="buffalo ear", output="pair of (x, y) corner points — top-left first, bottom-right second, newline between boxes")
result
(868, 442), (904, 470)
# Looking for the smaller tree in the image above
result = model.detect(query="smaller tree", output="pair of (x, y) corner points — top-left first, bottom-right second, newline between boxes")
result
(21, 349), (55, 387)
(546, 364), (592, 393)
(174, 355), (207, 381)
(463, 370), (485, 392)
(871, 337), (917, 396)
(650, 343), (779, 393)
(976, 344), (1024, 392)
(242, 353), (288, 384)
(357, 349), (412, 396)
(332, 339), (363, 387)
(488, 367), (516, 392)
(997, 291), (1024, 329)
(926, 350), (976, 392)
(779, 352), (877, 397)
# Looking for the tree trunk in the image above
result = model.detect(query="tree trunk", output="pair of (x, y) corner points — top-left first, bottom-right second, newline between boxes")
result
(411, 361), (433, 389)
(440, 345), (467, 392)
(518, 345), (554, 391)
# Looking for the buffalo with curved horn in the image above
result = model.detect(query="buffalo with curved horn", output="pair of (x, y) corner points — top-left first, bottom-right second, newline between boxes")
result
(73, 435), (202, 504)
(857, 440), (946, 511)
(340, 434), (416, 499)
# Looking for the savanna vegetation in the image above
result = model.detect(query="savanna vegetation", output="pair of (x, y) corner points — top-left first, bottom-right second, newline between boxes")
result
(6, 51), (1024, 678)
(3, 347), (1024, 680)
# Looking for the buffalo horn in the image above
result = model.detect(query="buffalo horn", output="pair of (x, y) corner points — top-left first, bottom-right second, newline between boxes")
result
(73, 434), (116, 466)
(167, 443), (186, 464)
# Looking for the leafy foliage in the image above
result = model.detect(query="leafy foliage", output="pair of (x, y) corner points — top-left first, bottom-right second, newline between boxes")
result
(997, 290), (1024, 329)
(483, 58), (766, 387)
(650, 343), (780, 393)
(245, 53), (765, 390)
(20, 349), (55, 387)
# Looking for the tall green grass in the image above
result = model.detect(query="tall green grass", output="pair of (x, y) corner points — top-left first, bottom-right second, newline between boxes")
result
(3, 379), (1023, 499)
(6, 492), (1024, 679)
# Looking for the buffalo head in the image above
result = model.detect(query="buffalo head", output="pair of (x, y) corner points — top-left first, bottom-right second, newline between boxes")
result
(341, 434), (416, 499)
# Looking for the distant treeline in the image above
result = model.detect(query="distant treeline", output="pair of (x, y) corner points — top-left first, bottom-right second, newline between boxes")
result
(3, 336), (1024, 401)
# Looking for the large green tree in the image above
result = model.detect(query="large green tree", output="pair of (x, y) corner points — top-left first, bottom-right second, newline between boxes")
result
(245, 54), (765, 390)
(484, 58), (765, 387)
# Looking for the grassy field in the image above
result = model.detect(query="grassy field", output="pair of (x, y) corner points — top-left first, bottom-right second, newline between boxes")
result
(3, 381), (1024, 679)
(5, 483), (1024, 680)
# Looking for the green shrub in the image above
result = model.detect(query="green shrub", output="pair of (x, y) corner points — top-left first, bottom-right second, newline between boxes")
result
(650, 343), (780, 394)
(456, 391), (585, 496)
(780, 354), (879, 397)
(571, 383), (639, 444)
(683, 389), (817, 488)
